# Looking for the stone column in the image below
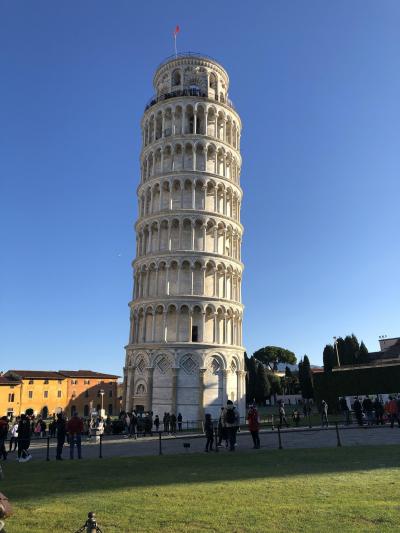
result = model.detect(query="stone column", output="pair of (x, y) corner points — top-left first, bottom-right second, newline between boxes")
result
(147, 367), (154, 411)
(201, 311), (206, 342)
(222, 369), (229, 405)
(151, 311), (156, 342)
(191, 180), (196, 209)
(163, 310), (168, 342)
(171, 367), (179, 414)
(198, 368), (206, 422)
(123, 366), (129, 411)
(159, 181), (164, 210)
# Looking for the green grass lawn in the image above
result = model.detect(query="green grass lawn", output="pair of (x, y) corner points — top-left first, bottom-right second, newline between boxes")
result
(2, 445), (400, 532)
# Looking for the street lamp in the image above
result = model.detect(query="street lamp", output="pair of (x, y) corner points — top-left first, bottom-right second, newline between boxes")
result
(99, 389), (105, 417)
(333, 337), (341, 367)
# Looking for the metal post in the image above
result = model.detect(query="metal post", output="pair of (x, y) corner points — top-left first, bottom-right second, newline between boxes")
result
(158, 431), (162, 455)
(277, 426), (283, 449)
(46, 436), (50, 461)
(99, 434), (103, 459)
(335, 421), (342, 447)
(214, 427), (219, 453)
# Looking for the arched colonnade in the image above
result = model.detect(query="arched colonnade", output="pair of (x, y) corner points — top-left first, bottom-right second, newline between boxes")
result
(138, 178), (241, 222)
(136, 217), (242, 261)
(130, 303), (243, 346)
(143, 104), (240, 150)
(134, 259), (242, 302)
(141, 141), (240, 185)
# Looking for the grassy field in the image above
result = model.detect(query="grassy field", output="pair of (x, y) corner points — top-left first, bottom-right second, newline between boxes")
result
(2, 445), (400, 532)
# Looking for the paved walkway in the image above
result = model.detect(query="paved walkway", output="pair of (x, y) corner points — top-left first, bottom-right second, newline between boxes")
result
(12, 424), (400, 462)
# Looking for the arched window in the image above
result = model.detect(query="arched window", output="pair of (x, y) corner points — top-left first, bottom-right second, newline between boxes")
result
(209, 73), (217, 90)
(172, 70), (181, 86)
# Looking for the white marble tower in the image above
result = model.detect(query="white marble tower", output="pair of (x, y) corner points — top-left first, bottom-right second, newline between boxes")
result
(123, 53), (245, 422)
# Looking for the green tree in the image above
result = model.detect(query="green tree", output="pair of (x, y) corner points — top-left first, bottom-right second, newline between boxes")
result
(245, 354), (257, 404)
(358, 341), (369, 364)
(323, 344), (336, 372)
(255, 363), (271, 405)
(268, 371), (282, 401)
(299, 355), (314, 399)
(253, 346), (297, 371)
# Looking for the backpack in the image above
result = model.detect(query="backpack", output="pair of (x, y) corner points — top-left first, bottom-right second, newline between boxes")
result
(226, 408), (236, 424)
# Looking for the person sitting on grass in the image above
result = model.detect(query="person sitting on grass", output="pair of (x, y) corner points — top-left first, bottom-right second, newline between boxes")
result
(204, 414), (214, 452)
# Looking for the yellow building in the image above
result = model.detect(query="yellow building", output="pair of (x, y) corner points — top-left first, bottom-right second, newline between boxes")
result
(0, 374), (21, 417)
(4, 371), (67, 418)
(1, 370), (120, 418)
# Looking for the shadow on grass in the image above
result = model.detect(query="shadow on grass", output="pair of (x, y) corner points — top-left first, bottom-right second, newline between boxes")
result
(2, 445), (400, 503)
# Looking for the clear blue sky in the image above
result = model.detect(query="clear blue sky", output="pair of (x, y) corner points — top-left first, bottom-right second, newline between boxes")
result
(1, 1), (399, 375)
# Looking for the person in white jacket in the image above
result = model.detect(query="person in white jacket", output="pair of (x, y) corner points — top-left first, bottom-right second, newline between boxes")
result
(9, 420), (18, 452)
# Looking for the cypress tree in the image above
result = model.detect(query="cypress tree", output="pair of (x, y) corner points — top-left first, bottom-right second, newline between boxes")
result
(300, 355), (314, 399)
(255, 363), (271, 405)
(358, 341), (369, 364)
(323, 344), (336, 372)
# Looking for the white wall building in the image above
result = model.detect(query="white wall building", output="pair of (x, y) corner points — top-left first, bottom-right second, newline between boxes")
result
(123, 53), (245, 422)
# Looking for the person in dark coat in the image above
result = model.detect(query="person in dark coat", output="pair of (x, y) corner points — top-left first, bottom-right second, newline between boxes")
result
(353, 397), (363, 426)
(55, 413), (66, 460)
(374, 397), (384, 425)
(339, 397), (351, 425)
(204, 414), (214, 452)
(0, 417), (8, 460)
(247, 405), (260, 449)
(177, 413), (183, 432)
(17, 413), (32, 462)
(170, 413), (177, 435)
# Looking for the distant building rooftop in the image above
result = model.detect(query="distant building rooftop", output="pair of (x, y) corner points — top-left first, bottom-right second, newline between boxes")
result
(58, 370), (120, 379)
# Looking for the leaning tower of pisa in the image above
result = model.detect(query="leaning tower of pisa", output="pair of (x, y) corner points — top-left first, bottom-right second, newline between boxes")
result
(123, 53), (245, 422)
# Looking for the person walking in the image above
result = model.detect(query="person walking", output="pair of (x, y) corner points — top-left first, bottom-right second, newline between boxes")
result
(339, 397), (351, 425)
(55, 413), (66, 460)
(163, 412), (170, 434)
(321, 400), (329, 428)
(374, 397), (384, 425)
(170, 413), (177, 435)
(223, 400), (240, 451)
(17, 413), (32, 462)
(67, 412), (83, 459)
(217, 407), (227, 447)
(154, 415), (160, 432)
(362, 396), (374, 426)
(247, 404), (260, 449)
(388, 396), (400, 428)
(8, 419), (18, 452)
(204, 414), (214, 452)
(278, 402), (289, 428)
(353, 397), (363, 426)
(0, 417), (8, 461)
(129, 411), (138, 439)
(177, 413), (183, 432)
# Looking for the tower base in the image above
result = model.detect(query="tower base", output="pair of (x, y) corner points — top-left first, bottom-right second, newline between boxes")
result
(123, 343), (246, 423)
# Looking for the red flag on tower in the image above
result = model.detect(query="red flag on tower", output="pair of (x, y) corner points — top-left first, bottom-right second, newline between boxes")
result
(173, 25), (180, 57)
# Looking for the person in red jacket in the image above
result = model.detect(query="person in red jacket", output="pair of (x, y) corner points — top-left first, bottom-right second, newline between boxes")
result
(388, 397), (400, 428)
(66, 413), (84, 459)
(247, 404), (260, 449)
